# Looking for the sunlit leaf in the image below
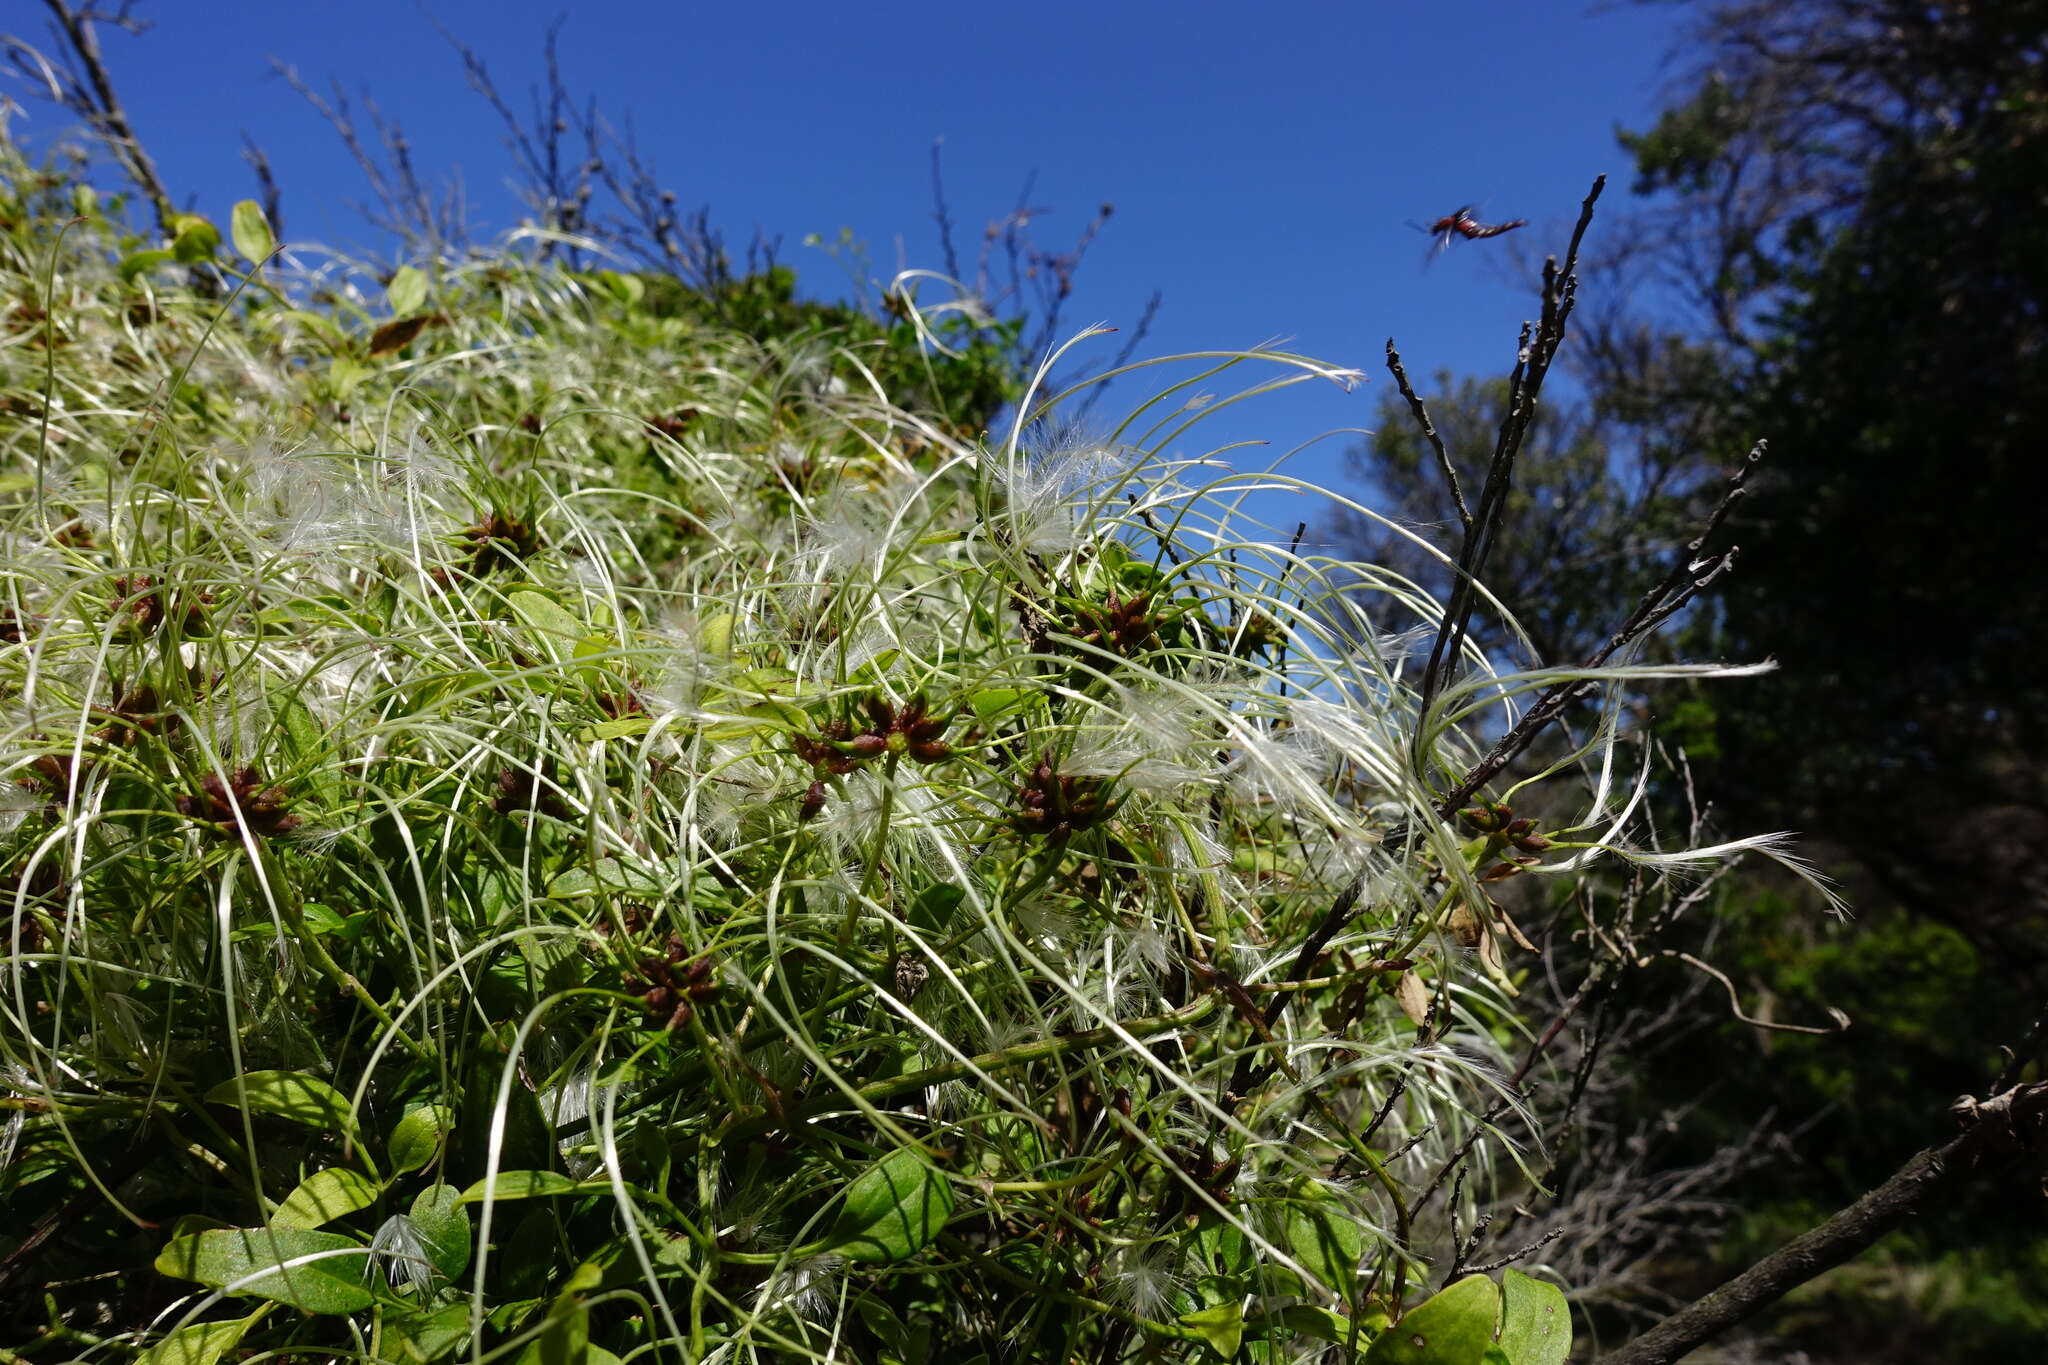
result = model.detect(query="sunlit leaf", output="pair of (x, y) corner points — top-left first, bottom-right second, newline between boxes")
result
(170, 214), (220, 263)
(458, 1170), (588, 1203)
(819, 1146), (954, 1263)
(1363, 1275), (1499, 1363)
(154, 1226), (373, 1314)
(231, 199), (276, 262)
(139, 1314), (256, 1365)
(387, 265), (429, 317)
(408, 1184), (471, 1280)
(1179, 1301), (1245, 1358)
(271, 1167), (380, 1230)
(1496, 1269), (1570, 1365)
(389, 1104), (454, 1176)
(1285, 1192), (1365, 1293)
(206, 1070), (357, 1137)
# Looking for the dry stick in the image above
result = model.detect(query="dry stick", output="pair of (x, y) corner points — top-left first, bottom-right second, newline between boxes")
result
(37, 0), (176, 237)
(1597, 1079), (2048, 1365)
(1386, 341), (1471, 538)
(1415, 175), (1606, 728)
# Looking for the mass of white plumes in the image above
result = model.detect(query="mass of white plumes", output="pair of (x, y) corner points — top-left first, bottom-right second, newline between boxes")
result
(1061, 683), (1216, 795)
(0, 783), (39, 837)
(1228, 719), (1335, 815)
(988, 425), (1137, 559)
(1100, 1243), (1185, 1320)
(798, 490), (901, 580)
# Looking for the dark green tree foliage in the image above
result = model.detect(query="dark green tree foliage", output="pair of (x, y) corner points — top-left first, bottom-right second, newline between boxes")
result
(1619, 0), (2048, 970)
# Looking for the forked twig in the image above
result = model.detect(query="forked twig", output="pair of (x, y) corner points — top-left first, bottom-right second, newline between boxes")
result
(1431, 438), (1763, 820)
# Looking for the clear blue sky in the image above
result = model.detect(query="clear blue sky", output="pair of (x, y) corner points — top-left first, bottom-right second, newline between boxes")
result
(13, 0), (1687, 540)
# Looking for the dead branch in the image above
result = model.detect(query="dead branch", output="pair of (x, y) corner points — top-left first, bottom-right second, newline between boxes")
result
(5, 1), (175, 234)
(1598, 1078), (2048, 1365)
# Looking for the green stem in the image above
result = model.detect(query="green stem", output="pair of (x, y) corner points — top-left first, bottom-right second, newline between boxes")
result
(717, 994), (1218, 1143)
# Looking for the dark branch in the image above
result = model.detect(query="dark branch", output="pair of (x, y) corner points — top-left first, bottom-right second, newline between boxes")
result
(19, 0), (175, 234)
(1416, 175), (1606, 726)
(1598, 1079), (2048, 1365)
(1431, 437), (1762, 820)
(1386, 339), (1471, 538)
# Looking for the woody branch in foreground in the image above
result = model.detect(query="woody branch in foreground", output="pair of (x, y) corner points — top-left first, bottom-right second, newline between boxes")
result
(3, 2), (177, 236)
(1599, 1055), (2048, 1365)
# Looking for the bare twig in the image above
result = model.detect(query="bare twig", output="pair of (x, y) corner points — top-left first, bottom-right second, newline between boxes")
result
(1386, 339), (1470, 538)
(1431, 438), (1763, 821)
(1598, 1080), (2048, 1365)
(1466, 1226), (1566, 1277)
(8, 1), (176, 235)
(1074, 289), (1163, 418)
(1415, 175), (1607, 726)
(1248, 181), (1610, 1079)
(239, 133), (283, 246)
(930, 138), (961, 283)
(1666, 950), (1850, 1035)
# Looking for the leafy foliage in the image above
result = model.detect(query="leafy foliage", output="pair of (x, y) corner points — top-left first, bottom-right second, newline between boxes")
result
(0, 126), (1815, 1364)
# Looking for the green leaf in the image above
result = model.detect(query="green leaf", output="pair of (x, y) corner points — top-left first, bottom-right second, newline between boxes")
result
(969, 687), (1026, 721)
(277, 694), (338, 808)
(384, 1304), (472, 1364)
(206, 1070), (357, 1137)
(818, 1146), (954, 1263)
(459, 1170), (588, 1203)
(1179, 1302), (1245, 1358)
(594, 270), (644, 307)
(387, 265), (429, 317)
(231, 199), (276, 262)
(1259, 1305), (1363, 1346)
(698, 612), (734, 657)
(271, 1167), (380, 1230)
(512, 1303), (589, 1365)
(170, 214), (221, 263)
(509, 590), (588, 664)
(140, 1314), (256, 1365)
(513, 1262), (603, 1365)
(910, 884), (965, 934)
(1363, 1275), (1500, 1364)
(587, 715), (654, 741)
(299, 902), (369, 941)
(1190, 1215), (1254, 1277)
(545, 858), (666, 900)
(1496, 1270), (1570, 1365)
(1285, 1194), (1366, 1293)
(408, 1183), (471, 1280)
(389, 1104), (453, 1176)
(154, 1226), (373, 1314)
(328, 355), (371, 399)
(119, 248), (174, 283)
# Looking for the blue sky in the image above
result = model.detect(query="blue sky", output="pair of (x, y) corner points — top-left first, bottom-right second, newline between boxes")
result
(11, 0), (1687, 540)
